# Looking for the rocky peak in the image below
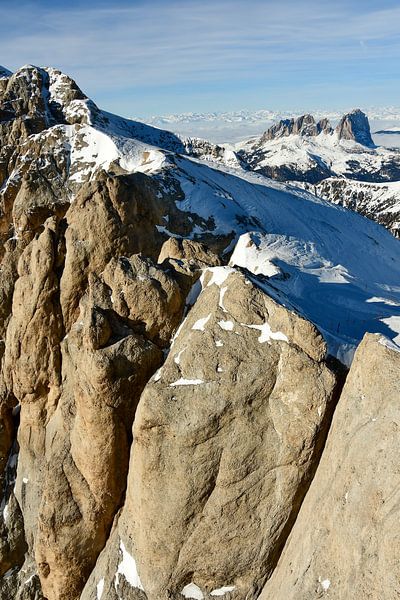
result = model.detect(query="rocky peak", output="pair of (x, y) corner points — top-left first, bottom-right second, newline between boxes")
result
(0, 65), (96, 131)
(335, 108), (374, 147)
(261, 113), (333, 141)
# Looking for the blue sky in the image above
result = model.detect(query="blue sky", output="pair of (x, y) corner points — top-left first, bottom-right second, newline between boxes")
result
(1, 0), (400, 117)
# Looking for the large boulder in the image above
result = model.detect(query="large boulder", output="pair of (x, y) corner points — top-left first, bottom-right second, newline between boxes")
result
(260, 333), (400, 600)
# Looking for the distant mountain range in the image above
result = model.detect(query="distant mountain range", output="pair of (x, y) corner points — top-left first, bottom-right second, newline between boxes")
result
(139, 107), (400, 127)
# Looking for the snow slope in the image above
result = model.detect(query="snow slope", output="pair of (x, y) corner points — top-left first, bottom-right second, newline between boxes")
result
(3, 65), (400, 365)
(165, 156), (400, 364)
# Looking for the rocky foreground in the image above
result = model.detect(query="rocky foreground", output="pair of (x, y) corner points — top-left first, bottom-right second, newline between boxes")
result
(0, 66), (400, 600)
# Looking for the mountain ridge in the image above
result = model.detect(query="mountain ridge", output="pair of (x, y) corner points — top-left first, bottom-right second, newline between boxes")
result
(0, 65), (400, 600)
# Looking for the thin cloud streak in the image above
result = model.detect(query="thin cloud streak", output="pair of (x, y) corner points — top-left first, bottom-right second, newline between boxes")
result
(0, 0), (399, 114)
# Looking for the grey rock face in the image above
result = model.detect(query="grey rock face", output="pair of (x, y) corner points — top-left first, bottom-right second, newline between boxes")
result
(261, 114), (332, 141)
(260, 333), (400, 600)
(335, 108), (375, 147)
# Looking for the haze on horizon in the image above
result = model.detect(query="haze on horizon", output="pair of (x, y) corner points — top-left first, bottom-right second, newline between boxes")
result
(1, 0), (400, 119)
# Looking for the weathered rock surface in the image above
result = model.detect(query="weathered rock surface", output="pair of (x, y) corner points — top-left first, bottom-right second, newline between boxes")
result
(261, 114), (332, 141)
(115, 268), (339, 600)
(335, 108), (375, 147)
(260, 333), (400, 600)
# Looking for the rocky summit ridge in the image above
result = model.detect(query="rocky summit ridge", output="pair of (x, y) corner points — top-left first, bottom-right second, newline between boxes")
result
(0, 66), (399, 600)
(259, 108), (375, 147)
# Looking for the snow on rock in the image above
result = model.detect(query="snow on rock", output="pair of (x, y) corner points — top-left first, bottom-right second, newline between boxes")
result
(7, 65), (399, 368)
(174, 348), (186, 364)
(201, 266), (236, 288)
(210, 585), (236, 596)
(96, 578), (105, 600)
(181, 583), (204, 599)
(230, 233), (281, 277)
(218, 320), (234, 331)
(319, 578), (331, 591)
(243, 322), (289, 344)
(0, 66), (12, 78)
(380, 316), (400, 345)
(170, 378), (204, 386)
(115, 540), (144, 591)
(169, 150), (400, 364)
(379, 336), (400, 353)
(192, 314), (212, 331)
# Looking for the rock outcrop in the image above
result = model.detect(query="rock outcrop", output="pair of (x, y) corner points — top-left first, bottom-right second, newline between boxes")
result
(260, 333), (400, 600)
(261, 114), (332, 142)
(335, 108), (375, 147)
(79, 268), (341, 600)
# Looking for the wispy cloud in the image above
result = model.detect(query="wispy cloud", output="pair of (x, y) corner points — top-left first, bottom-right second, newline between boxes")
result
(1, 0), (399, 114)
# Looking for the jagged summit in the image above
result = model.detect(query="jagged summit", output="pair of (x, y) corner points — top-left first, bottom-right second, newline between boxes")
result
(260, 108), (374, 147)
(0, 64), (95, 135)
(335, 108), (375, 147)
(261, 113), (333, 141)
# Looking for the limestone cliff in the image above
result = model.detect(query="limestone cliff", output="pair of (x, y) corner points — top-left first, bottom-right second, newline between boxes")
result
(0, 65), (400, 600)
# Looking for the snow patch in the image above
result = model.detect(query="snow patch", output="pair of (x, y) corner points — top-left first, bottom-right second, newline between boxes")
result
(219, 286), (228, 312)
(380, 316), (400, 345)
(243, 322), (288, 344)
(115, 540), (144, 591)
(230, 233), (281, 277)
(153, 368), (162, 382)
(170, 378), (204, 386)
(96, 578), (105, 600)
(202, 266), (235, 288)
(181, 583), (204, 599)
(379, 336), (400, 353)
(210, 585), (236, 596)
(192, 314), (212, 331)
(218, 320), (234, 331)
(174, 349), (186, 365)
(321, 579), (331, 591)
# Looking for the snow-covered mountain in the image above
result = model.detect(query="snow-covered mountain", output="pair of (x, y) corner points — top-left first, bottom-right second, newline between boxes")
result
(1, 65), (399, 365)
(237, 110), (400, 236)
(1, 65), (400, 600)
(137, 107), (400, 146)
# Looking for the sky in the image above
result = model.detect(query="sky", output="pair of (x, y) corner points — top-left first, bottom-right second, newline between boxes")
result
(0, 0), (400, 118)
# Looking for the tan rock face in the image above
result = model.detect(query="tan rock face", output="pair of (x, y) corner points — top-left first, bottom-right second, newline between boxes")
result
(60, 171), (165, 330)
(34, 319), (162, 600)
(121, 268), (338, 600)
(2, 64), (399, 600)
(259, 333), (400, 600)
(158, 237), (222, 268)
(0, 162), (211, 598)
(102, 255), (184, 348)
